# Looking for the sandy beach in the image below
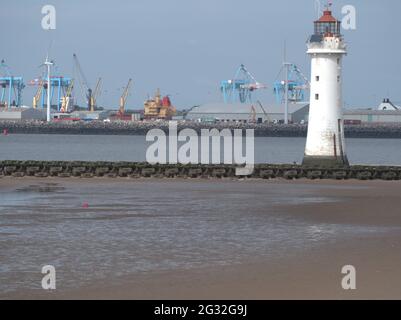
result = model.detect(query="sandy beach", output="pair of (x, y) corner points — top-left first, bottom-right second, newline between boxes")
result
(1, 178), (401, 299)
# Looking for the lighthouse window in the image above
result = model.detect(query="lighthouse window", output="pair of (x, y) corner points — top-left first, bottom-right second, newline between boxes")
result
(337, 76), (340, 82)
(316, 76), (320, 82)
(315, 94), (319, 100)
(337, 58), (340, 65)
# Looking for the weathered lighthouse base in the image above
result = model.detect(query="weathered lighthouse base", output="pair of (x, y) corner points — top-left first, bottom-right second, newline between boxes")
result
(302, 155), (350, 168)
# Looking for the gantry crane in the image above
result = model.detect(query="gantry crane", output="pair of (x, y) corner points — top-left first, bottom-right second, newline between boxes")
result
(273, 63), (310, 104)
(29, 74), (72, 111)
(0, 59), (25, 108)
(119, 79), (132, 115)
(220, 64), (266, 104)
(73, 53), (101, 111)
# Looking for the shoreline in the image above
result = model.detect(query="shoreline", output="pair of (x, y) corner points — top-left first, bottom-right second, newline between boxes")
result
(2, 178), (401, 300)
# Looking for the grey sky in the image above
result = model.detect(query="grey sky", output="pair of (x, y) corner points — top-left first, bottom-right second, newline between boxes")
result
(1, 0), (400, 110)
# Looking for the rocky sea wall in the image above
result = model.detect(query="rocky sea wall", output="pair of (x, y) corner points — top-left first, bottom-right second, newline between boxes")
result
(1, 161), (401, 180)
(1, 121), (401, 138)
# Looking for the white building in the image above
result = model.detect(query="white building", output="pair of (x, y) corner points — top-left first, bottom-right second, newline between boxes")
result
(377, 99), (399, 111)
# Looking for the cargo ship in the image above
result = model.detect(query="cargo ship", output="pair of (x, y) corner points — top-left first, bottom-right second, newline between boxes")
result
(143, 89), (176, 120)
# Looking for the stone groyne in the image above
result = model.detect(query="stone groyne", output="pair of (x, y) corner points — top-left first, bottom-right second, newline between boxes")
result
(1, 161), (400, 180)
(1, 121), (401, 138)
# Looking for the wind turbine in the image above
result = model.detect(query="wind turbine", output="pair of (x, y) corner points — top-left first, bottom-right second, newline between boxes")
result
(40, 54), (54, 122)
(283, 41), (291, 125)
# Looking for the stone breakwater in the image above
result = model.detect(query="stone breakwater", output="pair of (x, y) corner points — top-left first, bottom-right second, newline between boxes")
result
(1, 161), (401, 180)
(1, 120), (401, 138)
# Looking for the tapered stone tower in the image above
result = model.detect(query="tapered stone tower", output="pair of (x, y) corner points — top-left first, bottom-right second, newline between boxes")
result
(303, 7), (349, 167)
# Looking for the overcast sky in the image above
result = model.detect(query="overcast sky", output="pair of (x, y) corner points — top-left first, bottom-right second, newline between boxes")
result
(1, 0), (400, 110)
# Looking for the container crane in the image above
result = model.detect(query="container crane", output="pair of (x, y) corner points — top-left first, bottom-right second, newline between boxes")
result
(73, 53), (100, 111)
(0, 59), (25, 108)
(220, 64), (266, 104)
(273, 63), (310, 104)
(119, 79), (132, 115)
(29, 74), (72, 111)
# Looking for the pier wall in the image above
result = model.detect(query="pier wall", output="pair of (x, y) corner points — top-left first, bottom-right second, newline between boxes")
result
(1, 161), (401, 180)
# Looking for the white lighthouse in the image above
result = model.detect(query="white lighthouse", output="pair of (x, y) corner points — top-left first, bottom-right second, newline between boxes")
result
(303, 6), (349, 167)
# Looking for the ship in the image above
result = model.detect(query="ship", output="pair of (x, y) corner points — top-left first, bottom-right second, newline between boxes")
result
(143, 89), (176, 120)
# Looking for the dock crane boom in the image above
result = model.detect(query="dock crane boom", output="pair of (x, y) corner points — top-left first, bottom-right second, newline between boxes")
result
(90, 78), (102, 111)
(73, 53), (100, 111)
(66, 79), (74, 97)
(1, 59), (11, 77)
(119, 79), (132, 115)
(32, 80), (44, 109)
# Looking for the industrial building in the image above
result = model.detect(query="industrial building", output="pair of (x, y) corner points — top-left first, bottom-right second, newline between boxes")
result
(0, 107), (46, 121)
(185, 103), (309, 124)
(52, 111), (109, 121)
(344, 109), (401, 124)
(185, 100), (401, 125)
(344, 99), (401, 124)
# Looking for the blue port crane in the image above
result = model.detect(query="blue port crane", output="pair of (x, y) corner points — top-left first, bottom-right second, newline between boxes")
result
(221, 64), (266, 104)
(273, 63), (310, 104)
(0, 59), (25, 108)
(29, 62), (73, 112)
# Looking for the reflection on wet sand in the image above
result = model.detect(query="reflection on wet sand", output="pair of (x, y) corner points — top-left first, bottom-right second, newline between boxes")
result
(1, 178), (401, 299)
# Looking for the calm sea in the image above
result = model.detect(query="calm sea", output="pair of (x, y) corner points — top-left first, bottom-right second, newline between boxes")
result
(1, 134), (401, 165)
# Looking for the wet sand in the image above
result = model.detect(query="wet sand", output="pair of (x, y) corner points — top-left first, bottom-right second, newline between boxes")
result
(1, 178), (401, 299)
